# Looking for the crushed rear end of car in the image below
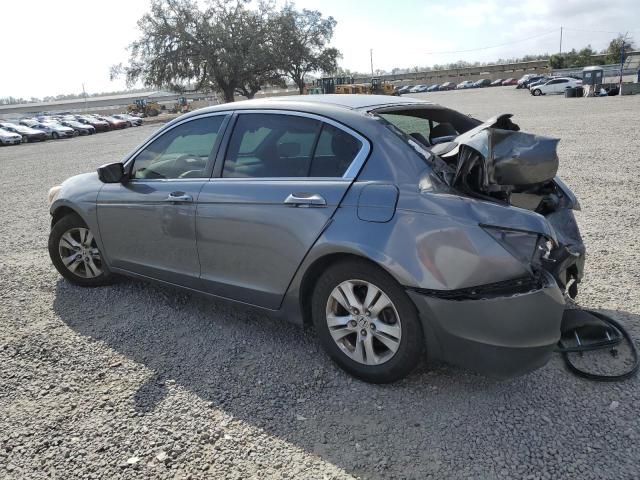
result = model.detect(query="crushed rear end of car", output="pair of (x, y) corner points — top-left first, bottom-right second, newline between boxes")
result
(396, 112), (584, 376)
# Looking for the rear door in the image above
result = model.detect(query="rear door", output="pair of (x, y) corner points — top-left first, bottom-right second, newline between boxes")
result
(551, 79), (569, 93)
(196, 111), (370, 309)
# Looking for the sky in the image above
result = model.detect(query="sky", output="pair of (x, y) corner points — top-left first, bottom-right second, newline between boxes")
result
(1, 0), (638, 99)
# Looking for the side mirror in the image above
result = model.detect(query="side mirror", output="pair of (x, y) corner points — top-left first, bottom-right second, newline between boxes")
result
(97, 162), (125, 183)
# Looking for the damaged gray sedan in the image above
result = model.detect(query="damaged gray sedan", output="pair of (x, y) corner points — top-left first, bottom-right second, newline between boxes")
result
(47, 95), (584, 383)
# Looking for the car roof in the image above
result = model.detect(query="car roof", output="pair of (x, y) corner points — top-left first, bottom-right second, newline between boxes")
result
(264, 94), (435, 110)
(176, 94), (436, 122)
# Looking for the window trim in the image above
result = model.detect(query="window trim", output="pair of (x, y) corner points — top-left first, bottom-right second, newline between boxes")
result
(212, 109), (371, 181)
(122, 112), (231, 182)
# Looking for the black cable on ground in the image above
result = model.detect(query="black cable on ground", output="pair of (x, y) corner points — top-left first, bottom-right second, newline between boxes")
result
(556, 310), (639, 382)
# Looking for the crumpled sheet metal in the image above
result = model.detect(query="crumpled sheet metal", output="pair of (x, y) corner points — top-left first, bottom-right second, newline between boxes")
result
(443, 114), (560, 189)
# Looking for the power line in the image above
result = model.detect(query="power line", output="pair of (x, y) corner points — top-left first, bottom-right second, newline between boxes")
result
(562, 27), (640, 35)
(381, 29), (559, 56)
(379, 27), (637, 57)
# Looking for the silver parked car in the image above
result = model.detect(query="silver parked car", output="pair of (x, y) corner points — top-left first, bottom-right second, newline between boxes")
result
(48, 95), (585, 383)
(26, 121), (76, 139)
(0, 127), (22, 145)
(113, 113), (144, 126)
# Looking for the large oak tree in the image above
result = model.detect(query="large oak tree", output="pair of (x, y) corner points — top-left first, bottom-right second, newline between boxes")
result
(115, 0), (339, 102)
(272, 5), (340, 94)
(117, 0), (280, 102)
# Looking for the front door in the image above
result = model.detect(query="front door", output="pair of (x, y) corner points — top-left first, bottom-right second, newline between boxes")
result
(196, 112), (368, 309)
(97, 114), (227, 287)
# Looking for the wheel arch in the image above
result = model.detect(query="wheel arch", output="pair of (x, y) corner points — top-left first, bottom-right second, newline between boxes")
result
(297, 251), (403, 327)
(51, 205), (81, 227)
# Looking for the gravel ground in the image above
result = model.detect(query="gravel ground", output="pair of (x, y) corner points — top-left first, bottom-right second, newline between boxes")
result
(1, 88), (639, 479)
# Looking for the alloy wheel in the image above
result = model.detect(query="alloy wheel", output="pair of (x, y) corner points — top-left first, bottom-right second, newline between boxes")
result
(325, 279), (402, 365)
(58, 227), (103, 278)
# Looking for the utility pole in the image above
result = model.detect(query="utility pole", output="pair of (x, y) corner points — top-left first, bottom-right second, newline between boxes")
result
(370, 49), (374, 77)
(559, 26), (563, 55)
(82, 83), (87, 112)
(619, 32), (628, 96)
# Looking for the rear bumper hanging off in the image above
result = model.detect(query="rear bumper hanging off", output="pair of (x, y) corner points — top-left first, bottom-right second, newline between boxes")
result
(408, 273), (565, 377)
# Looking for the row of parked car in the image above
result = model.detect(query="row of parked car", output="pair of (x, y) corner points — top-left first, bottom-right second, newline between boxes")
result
(0, 113), (144, 146)
(395, 72), (586, 96)
(395, 77), (521, 94)
(515, 74), (583, 96)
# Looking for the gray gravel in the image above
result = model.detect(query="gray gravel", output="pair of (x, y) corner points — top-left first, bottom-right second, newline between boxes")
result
(1, 88), (639, 479)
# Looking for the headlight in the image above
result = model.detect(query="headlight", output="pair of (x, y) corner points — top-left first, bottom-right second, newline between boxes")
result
(48, 185), (62, 205)
(482, 226), (552, 271)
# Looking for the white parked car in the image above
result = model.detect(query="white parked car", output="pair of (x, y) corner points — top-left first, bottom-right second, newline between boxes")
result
(456, 80), (475, 89)
(531, 77), (582, 96)
(0, 127), (22, 145)
(113, 114), (143, 126)
(408, 85), (427, 93)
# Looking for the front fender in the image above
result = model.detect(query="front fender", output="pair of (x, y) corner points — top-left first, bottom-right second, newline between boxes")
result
(49, 172), (106, 261)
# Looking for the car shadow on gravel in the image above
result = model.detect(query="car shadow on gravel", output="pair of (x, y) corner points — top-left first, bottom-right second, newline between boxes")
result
(52, 277), (640, 477)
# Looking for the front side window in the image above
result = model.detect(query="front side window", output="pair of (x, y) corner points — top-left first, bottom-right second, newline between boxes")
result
(131, 116), (224, 180)
(222, 113), (362, 178)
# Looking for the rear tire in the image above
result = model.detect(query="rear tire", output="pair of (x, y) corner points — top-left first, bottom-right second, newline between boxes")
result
(48, 213), (113, 287)
(52, 132), (59, 139)
(311, 259), (424, 383)
(22, 135), (28, 143)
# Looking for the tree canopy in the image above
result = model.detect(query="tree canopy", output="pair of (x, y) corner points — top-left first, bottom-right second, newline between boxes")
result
(273, 5), (339, 93)
(114, 0), (339, 102)
(604, 34), (635, 64)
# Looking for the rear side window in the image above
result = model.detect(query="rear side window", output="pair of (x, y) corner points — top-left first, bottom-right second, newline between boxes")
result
(223, 113), (362, 178)
(311, 124), (361, 177)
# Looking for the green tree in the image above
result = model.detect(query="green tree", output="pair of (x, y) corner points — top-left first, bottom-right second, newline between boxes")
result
(273, 5), (340, 94)
(605, 35), (635, 64)
(548, 54), (564, 69)
(115, 0), (284, 103)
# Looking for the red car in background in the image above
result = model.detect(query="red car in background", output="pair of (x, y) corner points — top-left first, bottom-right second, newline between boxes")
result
(502, 78), (518, 86)
(95, 115), (128, 130)
(75, 115), (111, 132)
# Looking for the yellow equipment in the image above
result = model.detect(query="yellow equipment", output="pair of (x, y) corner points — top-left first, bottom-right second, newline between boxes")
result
(308, 76), (354, 94)
(172, 96), (191, 114)
(308, 76), (397, 96)
(370, 77), (397, 95)
(127, 99), (160, 117)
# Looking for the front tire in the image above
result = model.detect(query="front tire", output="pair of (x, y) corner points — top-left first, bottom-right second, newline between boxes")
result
(311, 259), (424, 383)
(22, 135), (28, 143)
(532, 89), (542, 96)
(52, 132), (59, 139)
(48, 213), (113, 287)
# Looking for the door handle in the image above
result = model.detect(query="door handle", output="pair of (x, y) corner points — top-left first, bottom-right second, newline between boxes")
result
(283, 192), (326, 207)
(165, 191), (193, 203)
